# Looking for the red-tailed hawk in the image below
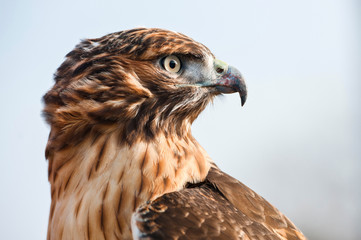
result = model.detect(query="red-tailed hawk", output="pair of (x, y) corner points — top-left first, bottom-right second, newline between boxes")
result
(43, 28), (306, 240)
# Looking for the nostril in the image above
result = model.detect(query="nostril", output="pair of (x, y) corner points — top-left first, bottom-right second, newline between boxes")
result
(214, 59), (229, 75)
(216, 67), (224, 74)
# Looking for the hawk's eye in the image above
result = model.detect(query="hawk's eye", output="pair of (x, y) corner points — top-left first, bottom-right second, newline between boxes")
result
(162, 55), (181, 73)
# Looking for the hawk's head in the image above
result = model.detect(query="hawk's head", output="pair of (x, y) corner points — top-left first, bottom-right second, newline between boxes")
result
(43, 28), (247, 149)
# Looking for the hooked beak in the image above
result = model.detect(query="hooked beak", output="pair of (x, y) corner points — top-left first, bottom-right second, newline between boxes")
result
(213, 59), (247, 106)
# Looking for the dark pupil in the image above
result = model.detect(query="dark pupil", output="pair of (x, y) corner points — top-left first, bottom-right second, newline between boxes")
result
(169, 60), (176, 69)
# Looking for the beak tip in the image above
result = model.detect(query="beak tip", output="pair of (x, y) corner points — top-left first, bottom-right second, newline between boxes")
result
(240, 94), (247, 107)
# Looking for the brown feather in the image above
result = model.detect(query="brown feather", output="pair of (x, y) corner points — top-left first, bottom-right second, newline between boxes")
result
(133, 166), (306, 240)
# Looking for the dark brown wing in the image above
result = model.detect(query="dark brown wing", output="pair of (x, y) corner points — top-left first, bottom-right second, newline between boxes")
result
(132, 166), (306, 240)
(206, 166), (306, 240)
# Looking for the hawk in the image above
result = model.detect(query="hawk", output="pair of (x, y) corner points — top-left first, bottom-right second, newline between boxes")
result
(43, 28), (306, 240)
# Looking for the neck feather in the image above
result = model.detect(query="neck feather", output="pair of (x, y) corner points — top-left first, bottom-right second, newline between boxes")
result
(47, 127), (211, 239)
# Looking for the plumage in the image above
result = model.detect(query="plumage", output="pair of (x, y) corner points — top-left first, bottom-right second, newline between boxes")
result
(43, 28), (305, 239)
(133, 166), (305, 240)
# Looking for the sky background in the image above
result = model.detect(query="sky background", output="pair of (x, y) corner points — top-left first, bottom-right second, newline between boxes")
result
(0, 0), (360, 239)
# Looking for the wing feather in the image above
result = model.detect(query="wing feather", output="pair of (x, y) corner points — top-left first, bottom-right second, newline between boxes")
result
(132, 166), (306, 239)
(206, 166), (306, 240)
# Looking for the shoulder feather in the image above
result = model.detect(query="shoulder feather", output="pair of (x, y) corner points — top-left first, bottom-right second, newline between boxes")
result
(131, 166), (306, 240)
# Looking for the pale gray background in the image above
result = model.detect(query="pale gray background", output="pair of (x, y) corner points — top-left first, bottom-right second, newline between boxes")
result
(0, 0), (360, 239)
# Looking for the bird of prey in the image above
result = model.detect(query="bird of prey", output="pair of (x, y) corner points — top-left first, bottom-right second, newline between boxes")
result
(43, 28), (306, 240)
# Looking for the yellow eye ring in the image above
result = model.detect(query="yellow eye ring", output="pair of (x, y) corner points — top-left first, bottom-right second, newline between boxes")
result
(163, 55), (181, 73)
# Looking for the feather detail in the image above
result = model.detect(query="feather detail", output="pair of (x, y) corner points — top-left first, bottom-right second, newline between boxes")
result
(132, 166), (306, 240)
(47, 129), (211, 239)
